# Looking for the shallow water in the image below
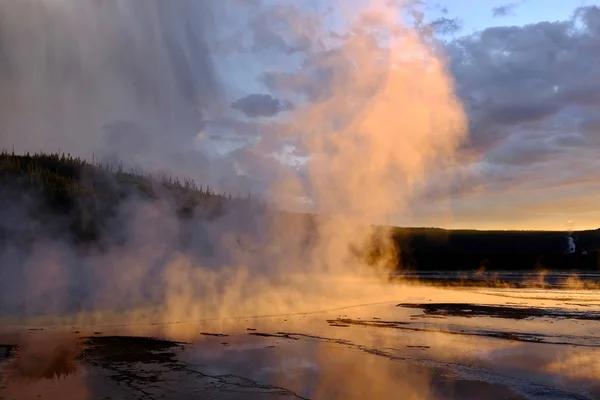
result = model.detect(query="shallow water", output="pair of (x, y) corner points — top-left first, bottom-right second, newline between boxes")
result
(393, 270), (600, 289)
(1, 279), (599, 400)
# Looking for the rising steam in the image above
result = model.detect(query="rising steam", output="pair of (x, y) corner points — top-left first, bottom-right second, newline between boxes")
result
(0, 3), (469, 393)
(0, 0), (468, 332)
(2, 4), (599, 400)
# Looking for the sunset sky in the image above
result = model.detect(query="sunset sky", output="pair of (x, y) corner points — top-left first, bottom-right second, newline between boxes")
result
(1, 1), (599, 231)
(407, 0), (600, 230)
(205, 1), (600, 231)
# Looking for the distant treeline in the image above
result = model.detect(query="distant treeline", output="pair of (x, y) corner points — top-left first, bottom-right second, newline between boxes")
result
(390, 227), (600, 271)
(1, 151), (598, 271)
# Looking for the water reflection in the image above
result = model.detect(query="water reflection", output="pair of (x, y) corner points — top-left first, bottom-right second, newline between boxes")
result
(1, 282), (599, 399)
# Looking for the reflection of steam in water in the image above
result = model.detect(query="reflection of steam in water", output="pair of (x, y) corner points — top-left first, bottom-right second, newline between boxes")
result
(0, 333), (89, 400)
(1, 285), (599, 399)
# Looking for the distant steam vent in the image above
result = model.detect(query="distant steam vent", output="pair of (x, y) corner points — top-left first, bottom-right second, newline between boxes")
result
(566, 236), (576, 254)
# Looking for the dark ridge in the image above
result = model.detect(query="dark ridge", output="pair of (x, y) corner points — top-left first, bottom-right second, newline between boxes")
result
(390, 227), (600, 271)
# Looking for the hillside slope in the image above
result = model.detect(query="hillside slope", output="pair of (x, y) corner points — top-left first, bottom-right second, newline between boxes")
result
(0, 151), (258, 246)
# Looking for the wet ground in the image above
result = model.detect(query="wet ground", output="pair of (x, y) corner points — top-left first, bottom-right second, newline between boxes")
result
(1, 277), (599, 399)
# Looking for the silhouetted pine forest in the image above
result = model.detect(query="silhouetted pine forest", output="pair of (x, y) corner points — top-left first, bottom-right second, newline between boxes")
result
(0, 150), (260, 246)
(391, 227), (600, 272)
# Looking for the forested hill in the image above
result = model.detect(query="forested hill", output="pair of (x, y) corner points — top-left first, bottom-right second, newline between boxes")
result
(0, 151), (598, 271)
(0, 151), (259, 245)
(391, 227), (600, 271)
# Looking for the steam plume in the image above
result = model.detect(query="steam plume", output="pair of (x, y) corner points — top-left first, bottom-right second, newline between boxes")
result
(0, 0), (468, 330)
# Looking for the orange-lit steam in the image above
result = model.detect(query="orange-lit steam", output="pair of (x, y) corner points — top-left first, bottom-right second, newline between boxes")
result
(0, 0), (468, 334)
(147, 0), (466, 332)
(0, 2), (470, 399)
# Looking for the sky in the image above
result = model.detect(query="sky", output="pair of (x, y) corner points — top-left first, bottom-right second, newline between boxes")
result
(204, 0), (600, 231)
(431, 0), (592, 35)
(421, 0), (600, 230)
(1, 0), (600, 231)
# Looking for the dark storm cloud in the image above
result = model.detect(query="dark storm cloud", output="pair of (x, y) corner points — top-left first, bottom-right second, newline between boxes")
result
(448, 6), (600, 155)
(231, 94), (294, 118)
(481, 102), (561, 127)
(484, 134), (561, 166)
(430, 17), (463, 35)
(427, 5), (600, 217)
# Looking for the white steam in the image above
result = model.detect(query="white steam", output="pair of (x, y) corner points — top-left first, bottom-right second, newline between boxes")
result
(0, 1), (467, 336)
(566, 236), (576, 254)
